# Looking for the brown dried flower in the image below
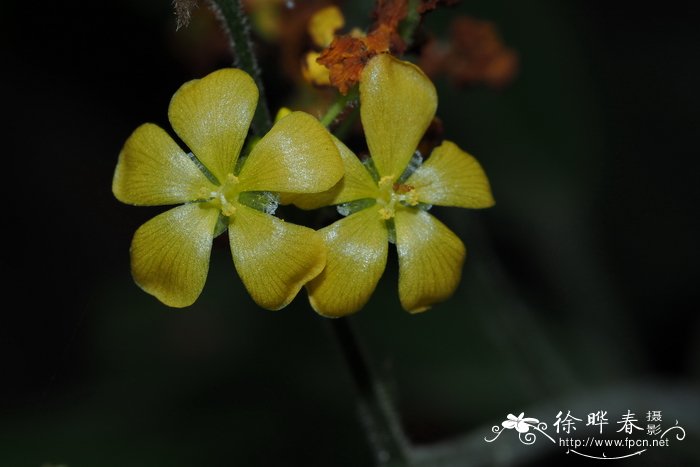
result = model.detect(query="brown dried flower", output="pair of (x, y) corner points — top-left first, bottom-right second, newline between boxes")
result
(317, 0), (409, 94)
(419, 16), (518, 88)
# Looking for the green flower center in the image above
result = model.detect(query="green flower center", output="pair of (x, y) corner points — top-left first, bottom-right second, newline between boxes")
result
(376, 175), (419, 220)
(200, 173), (241, 217)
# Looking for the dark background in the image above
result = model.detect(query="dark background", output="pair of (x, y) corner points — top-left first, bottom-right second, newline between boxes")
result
(3, 1), (699, 465)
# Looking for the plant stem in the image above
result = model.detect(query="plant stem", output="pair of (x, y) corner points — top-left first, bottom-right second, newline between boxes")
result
(399, 0), (422, 46)
(205, 4), (409, 464)
(330, 318), (411, 466)
(207, 0), (272, 135)
(320, 85), (359, 128)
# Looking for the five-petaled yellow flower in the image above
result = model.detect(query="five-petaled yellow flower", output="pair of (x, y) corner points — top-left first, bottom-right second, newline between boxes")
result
(113, 69), (343, 309)
(289, 54), (495, 316)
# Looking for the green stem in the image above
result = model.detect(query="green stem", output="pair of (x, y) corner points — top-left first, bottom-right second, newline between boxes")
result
(320, 85), (359, 128)
(330, 318), (411, 466)
(333, 105), (360, 140)
(399, 0), (422, 46)
(207, 0), (272, 135)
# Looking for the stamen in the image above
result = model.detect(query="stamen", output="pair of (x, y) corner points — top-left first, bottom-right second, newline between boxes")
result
(378, 207), (394, 220)
(221, 202), (237, 217)
(378, 175), (394, 188)
(403, 190), (419, 206)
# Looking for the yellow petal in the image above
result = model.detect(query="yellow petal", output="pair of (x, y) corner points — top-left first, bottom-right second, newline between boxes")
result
(394, 208), (465, 313)
(113, 123), (217, 206)
(168, 68), (258, 182)
(274, 107), (292, 122)
(238, 111), (343, 193)
(308, 5), (345, 47)
(407, 140), (495, 208)
(302, 51), (331, 86)
(288, 135), (379, 210)
(307, 208), (388, 317)
(360, 54), (437, 180)
(228, 204), (326, 310)
(131, 203), (219, 308)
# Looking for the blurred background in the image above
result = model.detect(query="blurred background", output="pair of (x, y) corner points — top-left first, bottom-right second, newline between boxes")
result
(4, 0), (699, 465)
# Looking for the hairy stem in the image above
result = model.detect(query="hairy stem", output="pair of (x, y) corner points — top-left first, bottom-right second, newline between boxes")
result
(330, 318), (411, 466)
(320, 85), (359, 128)
(399, 0), (422, 45)
(207, 0), (272, 135)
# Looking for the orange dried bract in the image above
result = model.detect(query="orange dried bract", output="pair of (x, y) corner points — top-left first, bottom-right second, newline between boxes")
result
(363, 26), (391, 53)
(449, 16), (518, 87)
(316, 0), (409, 94)
(371, 0), (408, 53)
(417, 38), (449, 77)
(374, 0), (408, 30)
(477, 48), (518, 88)
(317, 36), (370, 94)
(393, 183), (415, 194)
(417, 0), (460, 15)
(419, 16), (518, 88)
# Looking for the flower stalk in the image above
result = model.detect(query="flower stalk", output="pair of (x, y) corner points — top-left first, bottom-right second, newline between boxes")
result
(320, 85), (359, 128)
(207, 0), (272, 135)
(330, 318), (411, 466)
(203, 5), (412, 463)
(398, 0), (422, 44)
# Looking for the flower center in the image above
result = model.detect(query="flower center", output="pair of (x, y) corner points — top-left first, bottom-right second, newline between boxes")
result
(376, 175), (419, 220)
(200, 173), (240, 217)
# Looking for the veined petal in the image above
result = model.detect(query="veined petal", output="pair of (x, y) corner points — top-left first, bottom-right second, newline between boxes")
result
(238, 111), (343, 194)
(228, 204), (326, 310)
(113, 123), (216, 206)
(395, 208), (465, 313)
(287, 135), (379, 209)
(112, 123), (215, 206)
(130, 203), (219, 308)
(407, 141), (495, 208)
(168, 68), (258, 182)
(360, 54), (437, 180)
(307, 208), (388, 317)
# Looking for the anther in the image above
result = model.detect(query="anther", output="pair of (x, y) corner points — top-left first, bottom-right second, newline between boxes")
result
(378, 206), (394, 220)
(221, 203), (237, 217)
(404, 190), (419, 206)
(378, 175), (394, 188)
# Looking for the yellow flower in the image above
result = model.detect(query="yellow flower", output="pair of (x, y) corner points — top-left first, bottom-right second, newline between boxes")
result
(291, 54), (495, 316)
(302, 51), (332, 87)
(113, 69), (343, 309)
(301, 6), (345, 87)
(308, 6), (345, 49)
